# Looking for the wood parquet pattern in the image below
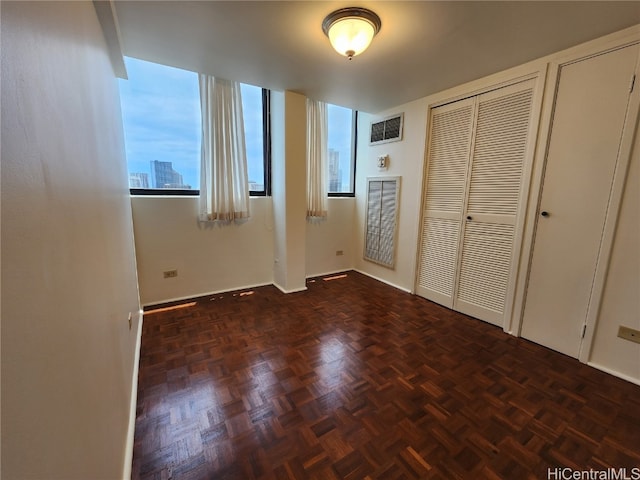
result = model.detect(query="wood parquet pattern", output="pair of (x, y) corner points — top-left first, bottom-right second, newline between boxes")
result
(132, 272), (640, 480)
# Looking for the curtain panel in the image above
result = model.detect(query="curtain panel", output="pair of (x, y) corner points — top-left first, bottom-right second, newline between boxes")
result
(199, 75), (250, 223)
(306, 99), (328, 219)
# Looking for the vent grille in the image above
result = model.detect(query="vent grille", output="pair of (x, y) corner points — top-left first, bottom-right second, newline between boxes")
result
(364, 177), (400, 268)
(370, 113), (404, 144)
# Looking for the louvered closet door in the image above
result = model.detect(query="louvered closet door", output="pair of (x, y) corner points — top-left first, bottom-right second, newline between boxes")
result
(416, 99), (474, 307)
(454, 80), (535, 326)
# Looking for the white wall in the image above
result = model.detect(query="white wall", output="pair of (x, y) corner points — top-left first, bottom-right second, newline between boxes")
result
(131, 196), (274, 305)
(354, 100), (429, 292)
(1, 2), (141, 478)
(306, 198), (356, 277)
(271, 90), (288, 291)
(131, 90), (357, 305)
(354, 27), (640, 384)
(271, 91), (308, 293)
(589, 120), (640, 380)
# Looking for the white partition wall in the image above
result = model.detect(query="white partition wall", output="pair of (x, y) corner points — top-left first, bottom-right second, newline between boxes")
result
(1, 2), (142, 478)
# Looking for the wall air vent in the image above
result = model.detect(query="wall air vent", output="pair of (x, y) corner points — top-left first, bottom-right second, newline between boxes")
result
(364, 176), (400, 268)
(370, 113), (404, 145)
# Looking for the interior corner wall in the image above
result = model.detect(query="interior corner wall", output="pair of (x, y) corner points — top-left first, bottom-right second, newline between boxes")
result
(305, 198), (356, 278)
(589, 118), (640, 381)
(354, 99), (429, 292)
(271, 91), (288, 287)
(353, 27), (640, 384)
(1, 2), (141, 478)
(130, 196), (274, 306)
(131, 89), (356, 305)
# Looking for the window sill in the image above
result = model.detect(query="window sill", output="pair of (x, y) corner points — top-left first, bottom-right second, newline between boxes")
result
(130, 189), (270, 197)
(328, 193), (355, 198)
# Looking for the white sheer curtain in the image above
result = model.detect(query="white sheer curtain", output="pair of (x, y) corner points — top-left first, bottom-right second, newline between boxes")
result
(198, 75), (250, 222)
(306, 99), (328, 219)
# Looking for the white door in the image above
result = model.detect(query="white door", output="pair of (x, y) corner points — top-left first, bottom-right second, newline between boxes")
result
(454, 81), (536, 326)
(416, 99), (474, 307)
(417, 80), (536, 327)
(521, 44), (640, 358)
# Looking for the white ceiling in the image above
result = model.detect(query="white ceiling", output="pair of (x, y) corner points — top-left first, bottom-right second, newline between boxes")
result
(114, 1), (640, 113)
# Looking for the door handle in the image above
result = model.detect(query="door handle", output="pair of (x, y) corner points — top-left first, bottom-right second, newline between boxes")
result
(466, 216), (472, 221)
(541, 211), (549, 217)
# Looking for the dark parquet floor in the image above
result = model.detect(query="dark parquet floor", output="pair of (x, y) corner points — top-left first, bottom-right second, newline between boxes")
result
(132, 271), (640, 480)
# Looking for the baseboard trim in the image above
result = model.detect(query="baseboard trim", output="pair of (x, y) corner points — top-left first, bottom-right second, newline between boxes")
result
(122, 309), (144, 480)
(141, 282), (273, 308)
(306, 269), (352, 279)
(353, 269), (413, 294)
(586, 361), (640, 387)
(273, 282), (308, 294)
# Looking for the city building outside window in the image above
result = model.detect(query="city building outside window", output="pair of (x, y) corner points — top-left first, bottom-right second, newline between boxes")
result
(327, 104), (356, 196)
(119, 57), (270, 195)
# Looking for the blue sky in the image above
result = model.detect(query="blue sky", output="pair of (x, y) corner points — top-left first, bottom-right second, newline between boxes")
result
(119, 57), (353, 190)
(119, 58), (201, 188)
(327, 104), (355, 191)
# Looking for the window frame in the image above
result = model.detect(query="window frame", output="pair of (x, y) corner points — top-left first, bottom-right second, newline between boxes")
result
(129, 188), (198, 196)
(249, 89), (272, 197)
(327, 110), (357, 198)
(123, 72), (272, 197)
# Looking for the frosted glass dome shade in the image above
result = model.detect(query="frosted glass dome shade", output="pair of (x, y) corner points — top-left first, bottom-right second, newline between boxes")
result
(322, 8), (381, 60)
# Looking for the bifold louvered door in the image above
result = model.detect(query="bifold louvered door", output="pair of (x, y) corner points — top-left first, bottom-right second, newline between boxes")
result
(417, 80), (536, 327)
(455, 81), (534, 325)
(416, 99), (474, 307)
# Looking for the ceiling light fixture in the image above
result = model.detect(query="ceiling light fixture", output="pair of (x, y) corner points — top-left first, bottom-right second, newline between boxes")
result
(322, 7), (381, 60)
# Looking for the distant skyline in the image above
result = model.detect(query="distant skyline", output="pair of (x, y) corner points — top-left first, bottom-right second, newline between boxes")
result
(327, 104), (354, 192)
(119, 58), (201, 188)
(119, 57), (265, 189)
(119, 57), (354, 192)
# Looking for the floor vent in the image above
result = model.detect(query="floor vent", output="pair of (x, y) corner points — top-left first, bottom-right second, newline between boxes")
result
(370, 113), (404, 145)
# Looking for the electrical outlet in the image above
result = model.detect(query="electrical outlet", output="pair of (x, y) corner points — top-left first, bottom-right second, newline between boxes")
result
(336, 250), (344, 256)
(377, 155), (389, 169)
(618, 325), (640, 344)
(128, 312), (132, 330)
(163, 269), (178, 279)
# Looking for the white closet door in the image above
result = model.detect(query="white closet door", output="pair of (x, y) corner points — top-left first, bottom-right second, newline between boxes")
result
(455, 81), (535, 326)
(416, 99), (474, 307)
(521, 44), (640, 358)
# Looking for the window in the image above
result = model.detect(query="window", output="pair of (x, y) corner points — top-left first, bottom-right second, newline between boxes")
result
(119, 57), (270, 195)
(243, 87), (271, 196)
(327, 104), (356, 196)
